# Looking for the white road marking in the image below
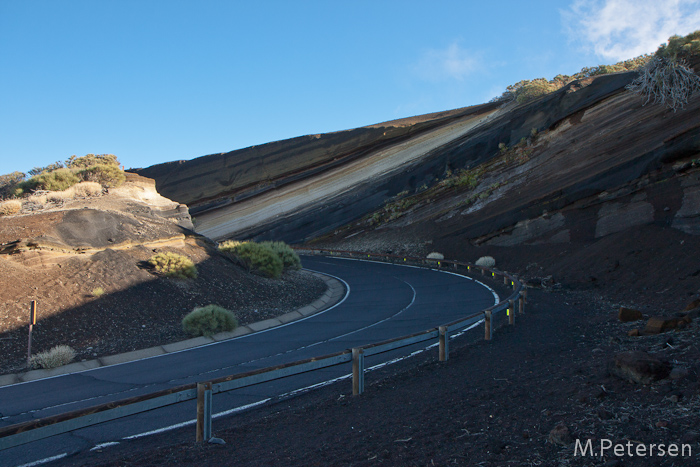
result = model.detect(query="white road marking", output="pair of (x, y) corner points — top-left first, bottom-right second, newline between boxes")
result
(122, 398), (272, 440)
(329, 255), (500, 305)
(26, 316), (487, 464)
(90, 441), (120, 451)
(14, 453), (67, 467)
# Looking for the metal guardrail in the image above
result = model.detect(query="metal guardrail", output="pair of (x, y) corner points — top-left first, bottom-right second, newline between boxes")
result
(0, 249), (525, 449)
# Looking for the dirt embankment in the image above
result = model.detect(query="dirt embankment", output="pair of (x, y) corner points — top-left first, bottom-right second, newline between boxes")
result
(0, 175), (325, 376)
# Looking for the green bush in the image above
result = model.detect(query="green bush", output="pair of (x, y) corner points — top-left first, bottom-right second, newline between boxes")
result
(65, 154), (120, 169)
(76, 164), (126, 187)
(17, 168), (80, 193)
(0, 171), (26, 199)
(219, 241), (283, 278)
(657, 30), (700, 61)
(515, 79), (562, 104)
(29, 345), (76, 369)
(260, 241), (301, 270)
(182, 304), (238, 337)
(148, 252), (198, 279)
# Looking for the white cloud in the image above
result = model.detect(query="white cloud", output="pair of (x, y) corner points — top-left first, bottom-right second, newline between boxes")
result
(562, 0), (700, 61)
(413, 42), (479, 82)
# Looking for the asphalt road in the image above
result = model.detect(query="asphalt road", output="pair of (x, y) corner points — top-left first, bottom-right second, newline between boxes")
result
(0, 256), (497, 467)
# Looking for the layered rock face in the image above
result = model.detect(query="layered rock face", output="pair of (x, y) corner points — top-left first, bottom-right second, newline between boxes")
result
(132, 105), (500, 241)
(136, 58), (699, 247)
(0, 173), (198, 267)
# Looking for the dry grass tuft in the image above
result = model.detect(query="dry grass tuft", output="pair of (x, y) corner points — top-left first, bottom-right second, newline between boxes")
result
(29, 345), (76, 369)
(0, 199), (22, 216)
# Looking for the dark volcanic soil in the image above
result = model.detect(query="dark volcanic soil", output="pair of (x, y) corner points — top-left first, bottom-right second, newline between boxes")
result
(52, 286), (700, 467)
(0, 245), (326, 376)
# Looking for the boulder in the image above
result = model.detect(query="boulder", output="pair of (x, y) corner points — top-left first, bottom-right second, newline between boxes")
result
(683, 307), (700, 319)
(548, 423), (572, 446)
(609, 350), (671, 384)
(643, 317), (680, 334)
(618, 307), (643, 322)
(682, 299), (700, 311)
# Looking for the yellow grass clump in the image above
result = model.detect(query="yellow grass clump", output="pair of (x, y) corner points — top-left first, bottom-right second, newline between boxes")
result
(0, 199), (22, 216)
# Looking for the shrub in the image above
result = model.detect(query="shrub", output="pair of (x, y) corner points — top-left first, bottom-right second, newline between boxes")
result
(656, 30), (700, 61)
(492, 55), (652, 105)
(182, 304), (238, 337)
(148, 252), (198, 279)
(28, 161), (64, 177)
(475, 256), (496, 268)
(65, 154), (120, 169)
(260, 241), (302, 270)
(0, 199), (22, 216)
(29, 345), (76, 369)
(70, 181), (103, 197)
(0, 171), (26, 199)
(515, 79), (562, 104)
(426, 252), (444, 260)
(76, 164), (125, 187)
(626, 56), (700, 111)
(18, 168), (81, 193)
(219, 241), (283, 278)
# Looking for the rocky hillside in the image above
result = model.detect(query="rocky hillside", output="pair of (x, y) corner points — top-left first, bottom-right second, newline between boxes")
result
(312, 56), (700, 311)
(136, 57), (700, 256)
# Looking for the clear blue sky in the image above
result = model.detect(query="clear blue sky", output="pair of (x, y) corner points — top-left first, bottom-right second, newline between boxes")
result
(1, 0), (699, 175)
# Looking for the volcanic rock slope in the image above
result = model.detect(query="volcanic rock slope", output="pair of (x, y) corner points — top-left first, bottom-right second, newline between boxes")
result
(136, 57), (700, 261)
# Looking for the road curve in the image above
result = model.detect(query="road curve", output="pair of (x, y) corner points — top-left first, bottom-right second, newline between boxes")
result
(0, 256), (497, 467)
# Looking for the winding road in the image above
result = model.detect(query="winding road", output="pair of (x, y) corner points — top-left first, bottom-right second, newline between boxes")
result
(0, 255), (497, 467)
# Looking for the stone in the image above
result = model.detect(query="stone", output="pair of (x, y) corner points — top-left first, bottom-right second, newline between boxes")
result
(618, 307), (643, 322)
(684, 307), (700, 319)
(208, 437), (226, 445)
(682, 299), (700, 311)
(548, 423), (572, 446)
(643, 317), (680, 334)
(628, 329), (640, 337)
(669, 367), (689, 380)
(681, 431), (700, 444)
(609, 351), (671, 384)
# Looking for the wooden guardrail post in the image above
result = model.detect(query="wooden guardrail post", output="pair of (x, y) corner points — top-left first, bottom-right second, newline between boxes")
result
(519, 289), (526, 314)
(196, 382), (213, 442)
(438, 326), (449, 361)
(508, 299), (515, 325)
(484, 310), (492, 341)
(352, 348), (365, 395)
(27, 301), (37, 365)
(503, 275), (508, 285)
